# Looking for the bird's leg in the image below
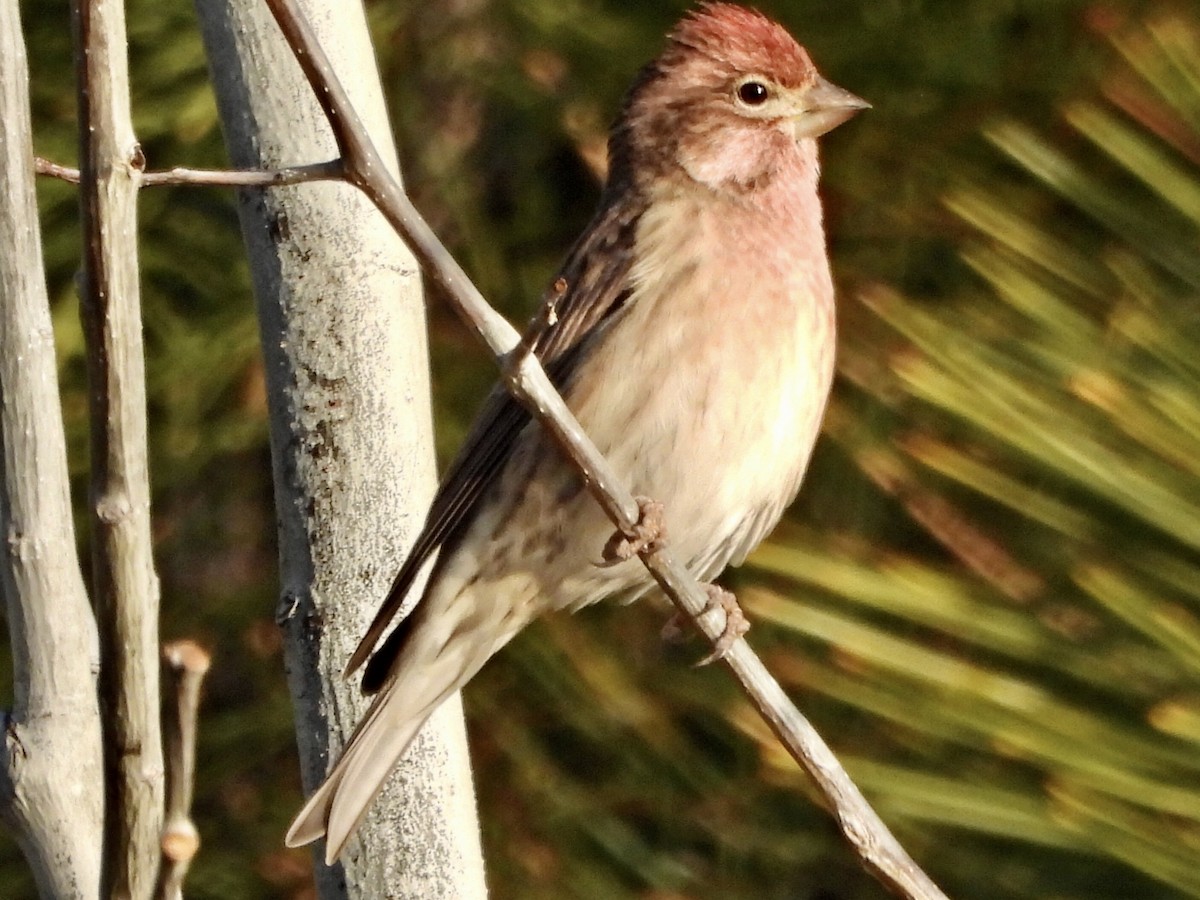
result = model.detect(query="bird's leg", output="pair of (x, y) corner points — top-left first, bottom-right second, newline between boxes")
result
(598, 496), (666, 567)
(661, 584), (750, 666)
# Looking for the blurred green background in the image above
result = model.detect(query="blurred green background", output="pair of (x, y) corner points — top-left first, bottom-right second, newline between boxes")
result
(7, 0), (1200, 896)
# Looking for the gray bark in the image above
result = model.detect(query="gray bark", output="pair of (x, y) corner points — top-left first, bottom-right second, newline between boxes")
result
(194, 0), (487, 896)
(0, 0), (104, 896)
(69, 0), (166, 893)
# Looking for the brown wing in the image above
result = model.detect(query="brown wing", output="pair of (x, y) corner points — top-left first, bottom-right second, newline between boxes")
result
(348, 189), (645, 690)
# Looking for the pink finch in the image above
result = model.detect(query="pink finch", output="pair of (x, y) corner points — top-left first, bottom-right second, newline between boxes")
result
(287, 1), (866, 863)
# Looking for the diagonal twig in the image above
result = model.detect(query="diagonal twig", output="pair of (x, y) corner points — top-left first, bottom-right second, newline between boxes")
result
(260, 0), (949, 897)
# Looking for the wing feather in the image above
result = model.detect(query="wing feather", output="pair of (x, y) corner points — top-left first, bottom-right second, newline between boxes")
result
(347, 190), (644, 687)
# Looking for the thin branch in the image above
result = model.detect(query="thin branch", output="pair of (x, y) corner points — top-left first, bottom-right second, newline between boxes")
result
(71, 0), (165, 894)
(156, 641), (211, 900)
(33, 155), (82, 182)
(509, 276), (566, 366)
(142, 159), (345, 186)
(36, 155), (346, 188)
(260, 0), (949, 898)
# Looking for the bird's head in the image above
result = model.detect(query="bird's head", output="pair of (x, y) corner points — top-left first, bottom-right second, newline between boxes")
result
(610, 3), (868, 193)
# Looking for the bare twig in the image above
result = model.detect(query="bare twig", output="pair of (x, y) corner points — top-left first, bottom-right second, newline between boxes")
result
(508, 276), (566, 367)
(33, 155), (83, 182)
(0, 1), (103, 894)
(156, 641), (212, 900)
(260, 0), (949, 897)
(35, 154), (346, 188)
(71, 0), (165, 894)
(142, 159), (345, 187)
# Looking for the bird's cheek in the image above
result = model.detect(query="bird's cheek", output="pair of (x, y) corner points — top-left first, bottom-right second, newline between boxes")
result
(677, 126), (770, 190)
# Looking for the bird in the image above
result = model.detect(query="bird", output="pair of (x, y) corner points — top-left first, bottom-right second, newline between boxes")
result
(287, 2), (867, 863)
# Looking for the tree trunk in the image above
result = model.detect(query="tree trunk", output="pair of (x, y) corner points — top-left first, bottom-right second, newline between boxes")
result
(195, 0), (487, 896)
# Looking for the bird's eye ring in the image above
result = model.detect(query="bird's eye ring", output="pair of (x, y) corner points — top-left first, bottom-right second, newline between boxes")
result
(736, 80), (771, 106)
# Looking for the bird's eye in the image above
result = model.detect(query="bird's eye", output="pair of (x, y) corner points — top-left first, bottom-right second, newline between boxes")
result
(736, 80), (771, 106)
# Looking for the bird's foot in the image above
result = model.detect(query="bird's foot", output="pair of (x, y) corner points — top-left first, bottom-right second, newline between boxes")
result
(598, 496), (666, 567)
(661, 584), (750, 666)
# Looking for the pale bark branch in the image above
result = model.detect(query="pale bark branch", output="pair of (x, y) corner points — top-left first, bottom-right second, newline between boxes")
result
(70, 0), (165, 895)
(259, 0), (949, 897)
(156, 642), (211, 900)
(33, 156), (83, 183)
(35, 155), (346, 188)
(194, 0), (487, 896)
(0, 1), (104, 896)
(141, 160), (344, 187)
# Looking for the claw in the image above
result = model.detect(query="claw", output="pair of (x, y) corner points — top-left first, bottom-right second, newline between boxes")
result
(661, 585), (749, 666)
(598, 497), (666, 567)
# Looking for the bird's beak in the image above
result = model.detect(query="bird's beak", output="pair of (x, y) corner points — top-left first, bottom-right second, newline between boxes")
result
(792, 76), (870, 140)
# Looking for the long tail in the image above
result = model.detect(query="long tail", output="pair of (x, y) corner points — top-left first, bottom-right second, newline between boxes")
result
(284, 680), (432, 863)
(285, 585), (510, 864)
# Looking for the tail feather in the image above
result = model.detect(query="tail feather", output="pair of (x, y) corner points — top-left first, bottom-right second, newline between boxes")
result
(285, 769), (340, 850)
(285, 686), (431, 863)
(285, 589), (512, 864)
